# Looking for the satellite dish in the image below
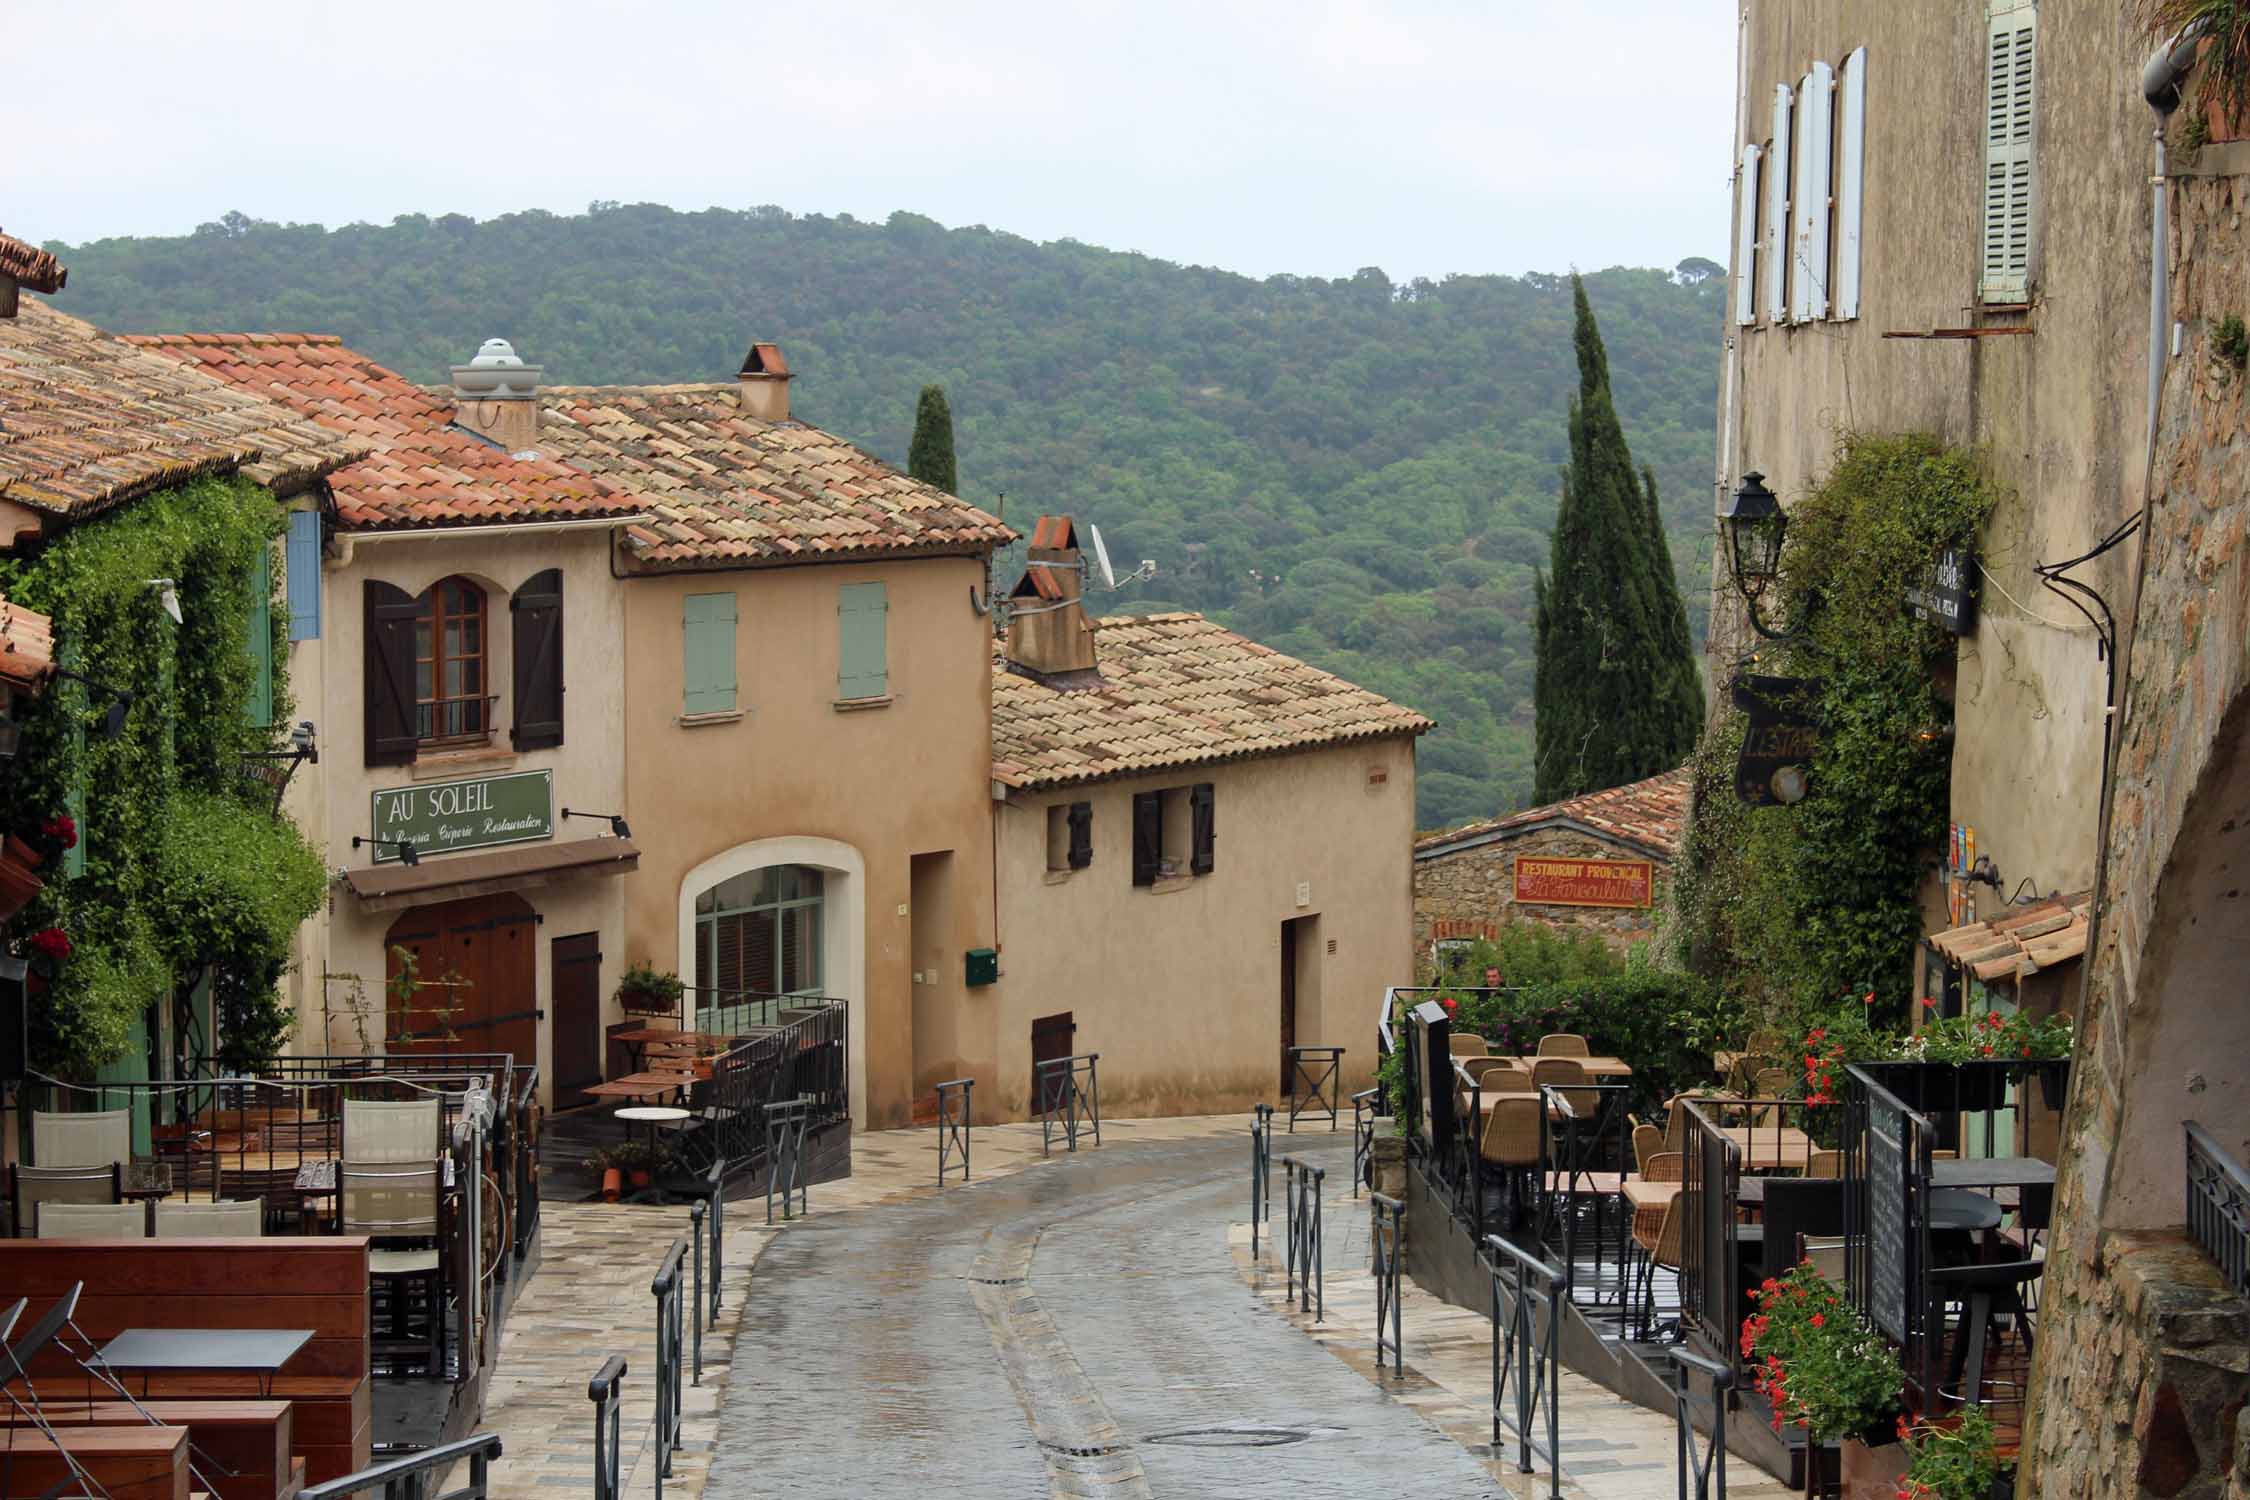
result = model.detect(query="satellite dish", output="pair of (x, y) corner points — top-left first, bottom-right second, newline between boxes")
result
(1087, 523), (1117, 590)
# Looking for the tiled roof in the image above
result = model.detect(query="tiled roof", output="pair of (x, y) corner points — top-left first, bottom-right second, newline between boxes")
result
(0, 590), (54, 691)
(0, 232), (66, 295)
(532, 385), (1014, 566)
(124, 334), (639, 532)
(991, 611), (1432, 790)
(1416, 767), (1692, 863)
(0, 302), (367, 520)
(1927, 894), (2092, 982)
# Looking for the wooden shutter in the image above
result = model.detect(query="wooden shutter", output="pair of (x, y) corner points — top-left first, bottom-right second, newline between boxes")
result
(682, 592), (738, 715)
(1763, 83), (1792, 322)
(1835, 48), (1868, 320)
(245, 540), (274, 727)
(1981, 4), (2036, 302)
(1131, 791), (1161, 887)
(510, 568), (565, 749)
(285, 509), (322, 641)
(1790, 62), (1833, 324)
(1067, 802), (1093, 870)
(837, 581), (888, 700)
(1734, 142), (1762, 327)
(1189, 782), (1215, 875)
(364, 579), (420, 766)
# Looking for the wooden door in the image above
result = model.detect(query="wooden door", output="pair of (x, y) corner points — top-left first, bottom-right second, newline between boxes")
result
(1279, 919), (1299, 1093)
(1031, 1012), (1075, 1113)
(551, 931), (604, 1106)
(384, 893), (540, 1073)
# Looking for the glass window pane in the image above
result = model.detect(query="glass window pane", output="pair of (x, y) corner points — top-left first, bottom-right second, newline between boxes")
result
(742, 909), (777, 994)
(752, 866), (780, 906)
(780, 903), (820, 992)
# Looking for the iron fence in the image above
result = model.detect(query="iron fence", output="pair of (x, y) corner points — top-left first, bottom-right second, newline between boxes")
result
(1283, 1157), (1325, 1321)
(509, 1066), (541, 1260)
(1485, 1232), (1565, 1500)
(701, 1159), (724, 1325)
(652, 1237), (687, 1499)
(764, 1096), (812, 1224)
(1250, 1108), (1272, 1259)
(936, 1078), (973, 1186)
(1540, 1081), (1632, 1314)
(1351, 1088), (1379, 1197)
(1840, 1066), (1939, 1406)
(1035, 1052), (1101, 1154)
(698, 1002), (849, 1181)
(1285, 1046), (1345, 1132)
(1372, 1191), (1405, 1377)
(589, 1355), (627, 1500)
(689, 1198), (709, 1385)
(1666, 1346), (1734, 1500)
(296, 1431), (502, 1500)
(2186, 1121), (2250, 1301)
(1675, 1098), (1740, 1351)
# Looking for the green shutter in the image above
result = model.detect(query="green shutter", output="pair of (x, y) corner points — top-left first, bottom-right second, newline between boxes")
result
(682, 592), (738, 715)
(245, 540), (274, 726)
(837, 582), (888, 700)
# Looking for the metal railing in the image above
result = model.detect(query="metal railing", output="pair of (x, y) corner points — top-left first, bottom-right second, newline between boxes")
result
(764, 1096), (811, 1224)
(297, 1432), (502, 1500)
(1035, 1052), (1102, 1154)
(936, 1078), (973, 1186)
(1351, 1087), (1380, 1198)
(1283, 1157), (1325, 1321)
(509, 1065), (541, 1261)
(589, 1356), (627, 1500)
(1667, 1346), (1734, 1500)
(1676, 1098), (1741, 1351)
(2186, 1121), (2250, 1301)
(698, 1002), (849, 1180)
(689, 1198), (710, 1384)
(651, 1237), (687, 1498)
(1286, 1046), (1345, 1132)
(1840, 1067), (1939, 1406)
(1540, 1081), (1631, 1314)
(1250, 1106), (1273, 1259)
(700, 1159), (724, 1326)
(1372, 1192), (1405, 1377)
(1485, 1232), (1565, 1500)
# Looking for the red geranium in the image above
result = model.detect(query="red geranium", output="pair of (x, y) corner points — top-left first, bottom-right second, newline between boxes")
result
(28, 927), (71, 961)
(41, 815), (77, 851)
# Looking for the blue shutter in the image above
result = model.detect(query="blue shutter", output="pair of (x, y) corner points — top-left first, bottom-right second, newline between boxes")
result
(286, 509), (322, 641)
(837, 582), (888, 700)
(683, 593), (738, 715)
(245, 541), (274, 727)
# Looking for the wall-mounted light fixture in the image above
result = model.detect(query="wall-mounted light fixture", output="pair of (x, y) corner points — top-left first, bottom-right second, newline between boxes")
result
(352, 833), (420, 867)
(1719, 471), (1799, 642)
(146, 579), (182, 625)
(49, 666), (132, 740)
(242, 722), (319, 813)
(561, 807), (632, 839)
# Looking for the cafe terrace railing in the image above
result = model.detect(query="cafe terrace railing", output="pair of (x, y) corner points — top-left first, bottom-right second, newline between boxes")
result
(1666, 1347), (1735, 1500)
(2186, 1121), (2250, 1301)
(936, 1078), (973, 1187)
(764, 1097), (812, 1224)
(296, 1430), (503, 1500)
(1485, 1231), (1566, 1500)
(651, 1237), (688, 1497)
(1035, 1052), (1102, 1155)
(1285, 1045), (1346, 1132)
(696, 1001), (849, 1181)
(508, 1065), (541, 1261)
(589, 1355), (627, 1500)
(1283, 1157), (1325, 1321)
(1840, 1065), (1940, 1409)
(1851, 1055), (2070, 1159)
(1372, 1191), (1406, 1377)
(1250, 1105), (1274, 1258)
(1675, 1098), (1741, 1356)
(587, 1191), (724, 1500)
(1539, 1081), (1633, 1314)
(1351, 1087), (1380, 1197)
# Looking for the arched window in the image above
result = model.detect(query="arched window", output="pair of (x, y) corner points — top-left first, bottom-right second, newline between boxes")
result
(413, 576), (488, 743)
(694, 864), (824, 1002)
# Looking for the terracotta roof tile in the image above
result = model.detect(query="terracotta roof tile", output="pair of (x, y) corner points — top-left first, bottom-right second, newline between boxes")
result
(1415, 767), (1692, 863)
(0, 590), (54, 691)
(1925, 893), (2093, 981)
(126, 335), (639, 532)
(0, 231), (66, 295)
(0, 301), (365, 520)
(991, 612), (1432, 789)
(531, 384), (1013, 565)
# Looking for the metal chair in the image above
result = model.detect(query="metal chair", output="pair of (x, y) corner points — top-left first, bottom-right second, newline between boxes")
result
(1630, 1196), (1687, 1341)
(9, 1162), (121, 1238)
(1536, 1033), (1590, 1058)
(343, 1098), (443, 1163)
(153, 1199), (265, 1238)
(36, 1201), (146, 1239)
(1932, 1259), (2044, 1407)
(343, 1161), (447, 1375)
(220, 1164), (314, 1234)
(30, 1109), (131, 1168)
(1448, 1034), (1489, 1058)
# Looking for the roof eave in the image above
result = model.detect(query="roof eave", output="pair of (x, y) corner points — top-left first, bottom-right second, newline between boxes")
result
(993, 722), (1430, 794)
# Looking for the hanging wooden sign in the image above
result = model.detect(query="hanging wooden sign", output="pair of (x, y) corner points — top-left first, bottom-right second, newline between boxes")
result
(1904, 546), (1978, 635)
(1733, 674), (1822, 806)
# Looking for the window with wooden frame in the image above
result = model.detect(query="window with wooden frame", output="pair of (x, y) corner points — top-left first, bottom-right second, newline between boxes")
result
(413, 576), (491, 744)
(1131, 783), (1214, 886)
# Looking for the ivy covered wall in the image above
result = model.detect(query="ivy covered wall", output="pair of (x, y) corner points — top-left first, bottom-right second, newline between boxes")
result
(0, 474), (326, 1074)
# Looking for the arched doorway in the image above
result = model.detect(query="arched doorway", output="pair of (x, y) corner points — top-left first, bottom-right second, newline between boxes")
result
(384, 893), (540, 1073)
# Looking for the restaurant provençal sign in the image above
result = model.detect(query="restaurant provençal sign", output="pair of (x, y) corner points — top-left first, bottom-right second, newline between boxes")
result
(370, 770), (554, 863)
(1513, 856), (1655, 910)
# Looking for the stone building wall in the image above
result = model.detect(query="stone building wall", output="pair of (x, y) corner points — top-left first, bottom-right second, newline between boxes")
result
(1413, 826), (1671, 955)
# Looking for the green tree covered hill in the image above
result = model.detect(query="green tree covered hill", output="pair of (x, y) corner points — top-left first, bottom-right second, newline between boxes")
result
(49, 205), (1723, 827)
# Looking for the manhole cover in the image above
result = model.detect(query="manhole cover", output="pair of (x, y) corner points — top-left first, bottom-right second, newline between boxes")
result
(1143, 1426), (1312, 1448)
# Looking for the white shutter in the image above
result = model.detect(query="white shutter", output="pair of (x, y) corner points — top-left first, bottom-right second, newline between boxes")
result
(1764, 83), (1792, 322)
(1981, 5), (2036, 302)
(1791, 62), (1834, 323)
(1835, 48), (1868, 320)
(1735, 142), (1762, 327)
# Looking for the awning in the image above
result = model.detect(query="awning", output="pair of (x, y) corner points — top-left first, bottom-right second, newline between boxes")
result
(344, 836), (638, 913)
(1927, 891), (2091, 983)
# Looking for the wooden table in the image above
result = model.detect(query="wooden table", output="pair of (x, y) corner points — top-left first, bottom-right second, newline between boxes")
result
(1472, 1055), (1634, 1080)
(611, 1028), (733, 1070)
(583, 1072), (690, 1103)
(1621, 1178), (1683, 1212)
(1720, 1125), (1816, 1171)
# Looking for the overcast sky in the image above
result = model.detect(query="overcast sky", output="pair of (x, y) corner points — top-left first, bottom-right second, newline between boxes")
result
(13, 2), (1735, 282)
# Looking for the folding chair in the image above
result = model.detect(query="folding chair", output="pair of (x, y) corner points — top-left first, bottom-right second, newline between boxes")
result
(343, 1098), (443, 1164)
(30, 1109), (133, 1168)
(36, 1201), (147, 1239)
(9, 1163), (121, 1238)
(153, 1199), (265, 1238)
(343, 1162), (446, 1375)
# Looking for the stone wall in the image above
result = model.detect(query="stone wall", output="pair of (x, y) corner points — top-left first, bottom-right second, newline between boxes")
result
(1413, 825), (1670, 955)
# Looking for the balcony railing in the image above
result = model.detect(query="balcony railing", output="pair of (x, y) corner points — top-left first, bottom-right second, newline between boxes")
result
(2186, 1121), (2250, 1301)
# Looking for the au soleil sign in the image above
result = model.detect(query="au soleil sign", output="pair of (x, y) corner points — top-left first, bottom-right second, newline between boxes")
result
(370, 770), (553, 863)
(1513, 856), (1655, 910)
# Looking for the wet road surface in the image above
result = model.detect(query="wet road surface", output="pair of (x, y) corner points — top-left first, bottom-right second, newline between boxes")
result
(708, 1132), (1501, 1498)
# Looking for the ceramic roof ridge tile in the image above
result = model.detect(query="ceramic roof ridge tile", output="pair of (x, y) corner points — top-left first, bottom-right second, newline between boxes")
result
(0, 232), (67, 295)
(1415, 765), (1693, 861)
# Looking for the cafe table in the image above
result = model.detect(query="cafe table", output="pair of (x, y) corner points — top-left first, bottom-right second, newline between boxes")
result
(1479, 1055), (1635, 1081)
(1931, 1156), (2056, 1190)
(97, 1328), (311, 1398)
(1718, 1125), (1816, 1172)
(582, 1072), (691, 1104)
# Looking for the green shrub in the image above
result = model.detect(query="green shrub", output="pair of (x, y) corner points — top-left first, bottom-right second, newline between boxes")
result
(1453, 959), (1745, 1115)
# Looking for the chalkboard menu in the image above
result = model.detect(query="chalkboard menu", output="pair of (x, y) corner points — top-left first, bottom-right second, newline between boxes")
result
(1866, 1096), (1910, 1342)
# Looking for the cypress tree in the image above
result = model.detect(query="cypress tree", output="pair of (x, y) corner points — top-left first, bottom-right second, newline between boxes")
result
(908, 383), (958, 493)
(1532, 277), (1704, 803)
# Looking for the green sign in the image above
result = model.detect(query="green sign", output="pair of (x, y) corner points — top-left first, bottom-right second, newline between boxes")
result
(370, 770), (553, 863)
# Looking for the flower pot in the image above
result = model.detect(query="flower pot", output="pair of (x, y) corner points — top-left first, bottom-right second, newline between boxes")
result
(600, 1167), (623, 1203)
(2035, 1060), (2069, 1112)
(4, 834), (45, 870)
(0, 855), (44, 923)
(1840, 1435), (1911, 1499)
(629, 1169), (652, 1190)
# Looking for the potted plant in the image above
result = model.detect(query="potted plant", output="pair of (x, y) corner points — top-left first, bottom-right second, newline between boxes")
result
(615, 960), (684, 1018)
(1743, 1263), (1906, 1497)
(1896, 1406), (2002, 1500)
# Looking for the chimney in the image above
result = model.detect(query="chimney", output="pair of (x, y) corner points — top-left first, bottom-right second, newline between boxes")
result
(1003, 516), (1101, 681)
(450, 337), (543, 451)
(737, 342), (793, 421)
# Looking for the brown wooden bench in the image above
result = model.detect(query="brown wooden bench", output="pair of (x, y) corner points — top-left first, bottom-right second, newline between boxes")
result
(4, 1400), (297, 1500)
(1, 1423), (189, 1500)
(1, 1238), (372, 1483)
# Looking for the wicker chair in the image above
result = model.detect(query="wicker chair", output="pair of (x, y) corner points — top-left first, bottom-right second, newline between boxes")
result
(9, 1163), (121, 1238)
(1536, 1034), (1591, 1059)
(1531, 1057), (1600, 1120)
(37, 1201), (146, 1239)
(1448, 1034), (1489, 1059)
(1479, 1096), (1545, 1227)
(1632, 1123), (1665, 1176)
(1480, 1068), (1537, 1095)
(1631, 1195), (1688, 1340)
(153, 1200), (264, 1238)
(1461, 1055), (1514, 1082)
(1806, 1149), (1844, 1179)
(30, 1110), (131, 1168)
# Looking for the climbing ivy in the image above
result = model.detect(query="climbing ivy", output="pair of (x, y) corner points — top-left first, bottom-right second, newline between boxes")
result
(0, 475), (320, 1074)
(1669, 433), (1999, 1031)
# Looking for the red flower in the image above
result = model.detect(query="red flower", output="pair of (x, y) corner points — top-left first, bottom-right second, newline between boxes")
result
(1864, 990), (1876, 1005)
(1808, 1312), (1825, 1328)
(41, 815), (77, 850)
(1922, 996), (1938, 1009)
(28, 927), (71, 961)
(1440, 997), (1458, 1013)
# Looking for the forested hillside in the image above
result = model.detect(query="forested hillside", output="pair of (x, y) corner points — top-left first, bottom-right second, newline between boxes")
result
(50, 205), (1724, 827)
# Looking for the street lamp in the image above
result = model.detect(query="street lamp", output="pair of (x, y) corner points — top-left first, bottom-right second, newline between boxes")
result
(352, 834), (420, 868)
(561, 807), (632, 840)
(1720, 471), (1796, 641)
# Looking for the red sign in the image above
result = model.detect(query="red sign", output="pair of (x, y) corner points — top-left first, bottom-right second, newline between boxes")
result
(1512, 856), (1655, 910)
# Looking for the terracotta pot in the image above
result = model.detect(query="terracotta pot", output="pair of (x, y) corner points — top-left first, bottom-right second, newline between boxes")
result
(629, 1169), (652, 1190)
(1840, 1435), (1911, 1499)
(4, 834), (44, 870)
(600, 1167), (622, 1203)
(0, 856), (44, 923)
